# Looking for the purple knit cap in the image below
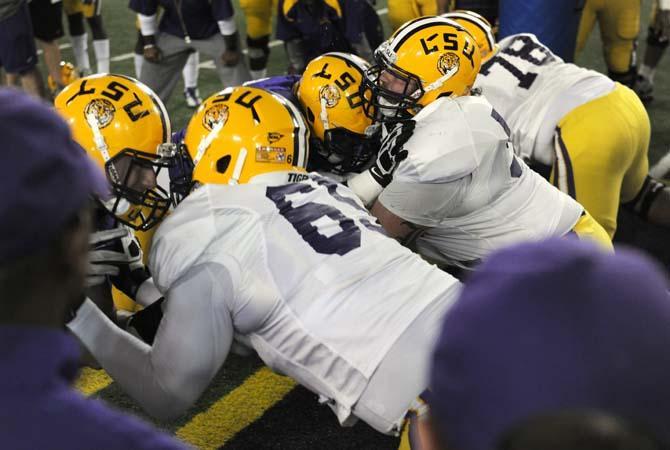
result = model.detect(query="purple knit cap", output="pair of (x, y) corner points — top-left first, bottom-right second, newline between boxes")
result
(431, 238), (670, 450)
(0, 88), (107, 264)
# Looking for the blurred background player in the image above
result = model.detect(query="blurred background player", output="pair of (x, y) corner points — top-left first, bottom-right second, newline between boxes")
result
(55, 74), (174, 318)
(387, 0), (437, 33)
(132, 16), (203, 108)
(240, 0), (277, 79)
(27, 0), (67, 96)
(636, 0), (669, 103)
(438, 0), (498, 28)
(498, 0), (583, 62)
(276, 0), (383, 73)
(429, 238), (670, 450)
(0, 0), (46, 98)
(452, 12), (670, 241)
(64, 0), (110, 75)
(131, 0), (250, 104)
(576, 0), (641, 86)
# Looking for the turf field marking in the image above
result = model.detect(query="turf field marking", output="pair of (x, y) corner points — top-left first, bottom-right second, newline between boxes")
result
(175, 367), (296, 449)
(109, 7), (389, 64)
(75, 367), (114, 396)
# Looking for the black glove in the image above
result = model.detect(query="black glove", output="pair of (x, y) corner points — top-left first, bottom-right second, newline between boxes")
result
(142, 34), (162, 63)
(369, 120), (415, 187)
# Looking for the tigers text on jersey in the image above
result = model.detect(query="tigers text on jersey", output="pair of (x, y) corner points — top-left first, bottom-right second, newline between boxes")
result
(378, 95), (584, 265)
(474, 33), (615, 165)
(150, 171), (460, 426)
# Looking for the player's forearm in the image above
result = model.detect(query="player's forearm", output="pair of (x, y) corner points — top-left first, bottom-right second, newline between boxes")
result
(68, 299), (196, 420)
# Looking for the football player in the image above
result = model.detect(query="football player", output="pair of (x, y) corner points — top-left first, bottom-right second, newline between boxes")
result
(239, 0), (277, 79)
(55, 74), (173, 316)
(346, 16), (611, 270)
(636, 0), (670, 103)
(277, 0), (384, 73)
(63, 0), (110, 75)
(68, 86), (461, 443)
(576, 0), (641, 86)
(446, 11), (670, 238)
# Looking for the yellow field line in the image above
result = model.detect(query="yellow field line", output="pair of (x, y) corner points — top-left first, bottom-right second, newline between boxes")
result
(176, 367), (297, 449)
(74, 367), (114, 396)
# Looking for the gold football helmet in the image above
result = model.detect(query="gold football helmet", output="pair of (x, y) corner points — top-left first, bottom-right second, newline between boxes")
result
(181, 86), (309, 189)
(54, 74), (174, 231)
(363, 16), (482, 118)
(296, 52), (379, 174)
(442, 10), (498, 63)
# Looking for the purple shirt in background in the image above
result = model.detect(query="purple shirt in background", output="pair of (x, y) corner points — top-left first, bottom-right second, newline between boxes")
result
(0, 326), (188, 450)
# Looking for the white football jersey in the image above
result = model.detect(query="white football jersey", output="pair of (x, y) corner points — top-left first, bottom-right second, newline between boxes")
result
(474, 33), (614, 165)
(378, 95), (584, 265)
(150, 171), (460, 425)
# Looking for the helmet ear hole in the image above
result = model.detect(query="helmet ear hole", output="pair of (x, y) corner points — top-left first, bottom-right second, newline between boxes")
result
(216, 155), (231, 174)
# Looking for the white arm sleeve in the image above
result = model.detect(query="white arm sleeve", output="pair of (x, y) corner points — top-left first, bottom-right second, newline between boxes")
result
(346, 170), (384, 207)
(137, 13), (158, 37)
(378, 178), (470, 227)
(218, 18), (237, 35)
(659, 0), (670, 10)
(68, 263), (235, 421)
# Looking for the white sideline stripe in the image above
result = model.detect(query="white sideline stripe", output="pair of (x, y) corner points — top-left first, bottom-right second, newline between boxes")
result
(650, 149), (670, 179)
(36, 43), (72, 56)
(107, 7), (389, 65)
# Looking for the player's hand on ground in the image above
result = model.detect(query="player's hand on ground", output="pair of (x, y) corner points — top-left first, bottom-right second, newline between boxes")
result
(369, 120), (415, 187)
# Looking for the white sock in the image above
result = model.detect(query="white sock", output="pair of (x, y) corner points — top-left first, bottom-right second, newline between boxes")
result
(71, 33), (91, 73)
(639, 64), (656, 84)
(133, 53), (144, 79)
(250, 68), (267, 80)
(182, 52), (199, 89)
(93, 39), (110, 73)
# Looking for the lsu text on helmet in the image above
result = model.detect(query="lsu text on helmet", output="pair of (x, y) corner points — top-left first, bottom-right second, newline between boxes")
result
(296, 52), (380, 175)
(55, 73), (174, 231)
(181, 86), (310, 190)
(362, 16), (482, 118)
(442, 10), (498, 63)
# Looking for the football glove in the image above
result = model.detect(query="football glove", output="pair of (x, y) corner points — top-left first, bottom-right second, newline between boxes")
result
(369, 120), (415, 187)
(87, 226), (145, 289)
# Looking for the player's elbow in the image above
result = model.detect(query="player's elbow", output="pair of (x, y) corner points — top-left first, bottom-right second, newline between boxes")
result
(148, 364), (212, 421)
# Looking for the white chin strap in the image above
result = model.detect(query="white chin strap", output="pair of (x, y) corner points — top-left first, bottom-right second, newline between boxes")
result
(85, 112), (119, 183)
(378, 96), (401, 117)
(102, 196), (131, 216)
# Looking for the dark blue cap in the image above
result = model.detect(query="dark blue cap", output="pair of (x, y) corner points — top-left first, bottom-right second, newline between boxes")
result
(0, 88), (107, 264)
(431, 238), (670, 450)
